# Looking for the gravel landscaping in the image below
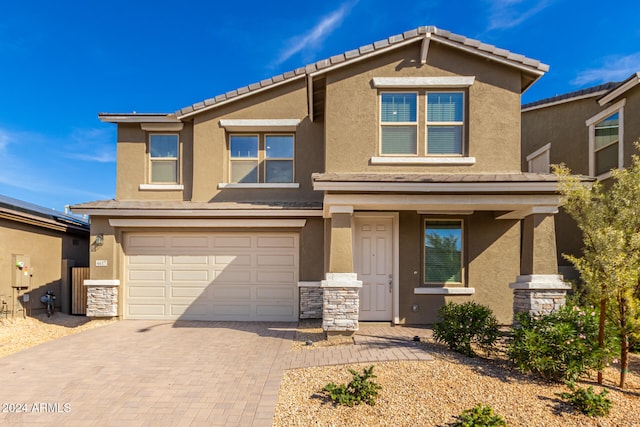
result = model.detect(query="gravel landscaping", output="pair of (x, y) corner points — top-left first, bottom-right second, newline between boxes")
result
(274, 323), (640, 427)
(0, 313), (117, 357)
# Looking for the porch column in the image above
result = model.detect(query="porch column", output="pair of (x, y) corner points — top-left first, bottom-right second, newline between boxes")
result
(321, 207), (362, 339)
(510, 213), (570, 318)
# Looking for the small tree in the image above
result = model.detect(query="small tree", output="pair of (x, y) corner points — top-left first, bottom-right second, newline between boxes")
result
(555, 149), (640, 388)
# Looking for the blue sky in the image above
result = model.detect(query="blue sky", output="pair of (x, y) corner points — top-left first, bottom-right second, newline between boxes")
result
(1, 0), (639, 212)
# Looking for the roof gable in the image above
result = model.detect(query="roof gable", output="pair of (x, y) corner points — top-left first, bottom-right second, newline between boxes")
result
(99, 26), (549, 123)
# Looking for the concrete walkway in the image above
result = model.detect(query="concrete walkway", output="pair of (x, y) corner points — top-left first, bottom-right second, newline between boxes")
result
(0, 321), (432, 427)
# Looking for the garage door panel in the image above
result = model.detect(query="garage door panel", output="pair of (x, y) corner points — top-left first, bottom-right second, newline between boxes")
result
(125, 232), (298, 321)
(128, 304), (166, 316)
(214, 236), (252, 248)
(129, 255), (166, 265)
(257, 254), (296, 267)
(256, 270), (296, 283)
(171, 269), (209, 281)
(171, 255), (209, 265)
(257, 235), (296, 248)
(171, 286), (207, 298)
(128, 270), (166, 281)
(128, 235), (166, 249)
(128, 286), (166, 298)
(212, 286), (252, 299)
(172, 303), (209, 317)
(213, 304), (251, 317)
(255, 286), (295, 300)
(215, 269), (252, 282)
(170, 235), (210, 248)
(214, 254), (250, 267)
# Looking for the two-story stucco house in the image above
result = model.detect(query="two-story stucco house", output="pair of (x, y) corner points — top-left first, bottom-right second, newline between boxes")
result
(522, 72), (640, 277)
(72, 26), (567, 332)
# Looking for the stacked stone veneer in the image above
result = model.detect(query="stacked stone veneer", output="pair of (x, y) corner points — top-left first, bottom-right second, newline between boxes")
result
(299, 282), (323, 319)
(321, 273), (362, 334)
(510, 275), (570, 318)
(84, 280), (119, 317)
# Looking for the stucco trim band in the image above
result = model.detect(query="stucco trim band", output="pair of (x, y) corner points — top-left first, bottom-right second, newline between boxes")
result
(370, 156), (476, 165)
(414, 287), (475, 295)
(372, 76), (475, 88)
(84, 280), (121, 287)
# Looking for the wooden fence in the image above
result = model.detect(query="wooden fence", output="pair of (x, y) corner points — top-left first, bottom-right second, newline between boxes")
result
(71, 267), (90, 315)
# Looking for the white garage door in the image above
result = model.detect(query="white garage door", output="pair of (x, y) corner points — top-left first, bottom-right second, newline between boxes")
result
(124, 232), (299, 321)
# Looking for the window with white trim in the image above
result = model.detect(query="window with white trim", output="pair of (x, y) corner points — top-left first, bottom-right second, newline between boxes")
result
(380, 93), (417, 155)
(149, 134), (179, 183)
(229, 134), (294, 183)
(424, 219), (463, 284)
(587, 99), (625, 178)
(593, 113), (619, 176)
(427, 92), (464, 155)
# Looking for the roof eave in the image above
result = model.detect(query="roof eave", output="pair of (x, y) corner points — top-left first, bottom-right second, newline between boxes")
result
(98, 113), (179, 124)
(598, 72), (640, 106)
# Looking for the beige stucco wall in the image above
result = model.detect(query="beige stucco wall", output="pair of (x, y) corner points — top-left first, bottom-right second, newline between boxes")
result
(0, 219), (89, 314)
(324, 42), (523, 174)
(522, 87), (640, 270)
(398, 211), (520, 325)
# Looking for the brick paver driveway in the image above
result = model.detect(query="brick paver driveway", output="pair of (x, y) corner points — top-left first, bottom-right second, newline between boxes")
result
(0, 320), (432, 426)
(0, 320), (296, 427)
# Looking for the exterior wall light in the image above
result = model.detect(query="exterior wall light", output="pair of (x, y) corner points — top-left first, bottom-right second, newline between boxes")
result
(95, 233), (104, 247)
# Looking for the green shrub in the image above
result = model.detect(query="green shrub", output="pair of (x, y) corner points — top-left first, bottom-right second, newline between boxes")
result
(452, 404), (507, 427)
(558, 381), (612, 417)
(322, 365), (381, 407)
(433, 301), (500, 357)
(507, 304), (609, 382)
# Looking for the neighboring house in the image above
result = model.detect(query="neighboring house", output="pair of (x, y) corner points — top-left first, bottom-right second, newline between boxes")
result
(0, 195), (89, 316)
(522, 72), (640, 277)
(72, 26), (566, 331)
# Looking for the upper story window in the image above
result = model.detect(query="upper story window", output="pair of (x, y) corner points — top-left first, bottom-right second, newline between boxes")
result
(229, 134), (294, 183)
(594, 113), (619, 176)
(427, 92), (464, 155)
(586, 99), (625, 179)
(149, 134), (179, 183)
(380, 93), (417, 155)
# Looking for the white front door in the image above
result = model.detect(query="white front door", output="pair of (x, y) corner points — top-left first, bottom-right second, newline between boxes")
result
(354, 216), (393, 321)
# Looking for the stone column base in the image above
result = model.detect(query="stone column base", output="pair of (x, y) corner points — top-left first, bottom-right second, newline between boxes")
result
(84, 280), (120, 317)
(509, 275), (570, 318)
(321, 273), (362, 337)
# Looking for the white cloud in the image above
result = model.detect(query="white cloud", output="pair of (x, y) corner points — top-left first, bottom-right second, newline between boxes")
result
(487, 0), (553, 31)
(64, 127), (116, 163)
(572, 53), (640, 86)
(273, 1), (358, 67)
(0, 126), (114, 208)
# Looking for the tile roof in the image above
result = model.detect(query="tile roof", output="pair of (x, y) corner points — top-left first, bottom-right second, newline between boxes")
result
(522, 82), (619, 111)
(174, 25), (549, 118)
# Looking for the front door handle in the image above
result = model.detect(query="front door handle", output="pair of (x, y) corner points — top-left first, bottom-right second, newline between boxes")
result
(388, 274), (393, 292)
